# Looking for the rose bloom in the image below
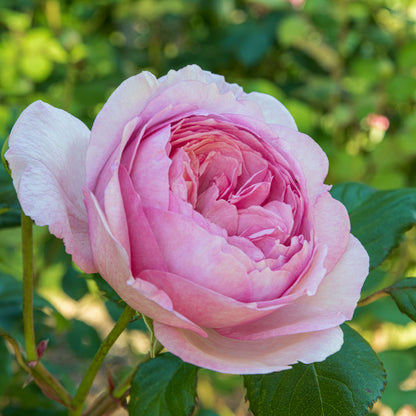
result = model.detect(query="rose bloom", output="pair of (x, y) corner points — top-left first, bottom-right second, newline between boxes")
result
(6, 65), (368, 374)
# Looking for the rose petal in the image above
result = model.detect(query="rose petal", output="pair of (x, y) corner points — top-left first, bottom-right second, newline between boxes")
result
(118, 165), (166, 274)
(87, 71), (159, 190)
(274, 125), (329, 202)
(154, 324), (343, 374)
(83, 188), (206, 336)
(161, 66), (297, 130)
(137, 80), (265, 133)
(6, 101), (95, 272)
(246, 91), (297, 130)
(144, 208), (254, 302)
(159, 65), (246, 98)
(314, 191), (350, 272)
(139, 269), (277, 328)
(128, 125), (172, 209)
(217, 235), (368, 340)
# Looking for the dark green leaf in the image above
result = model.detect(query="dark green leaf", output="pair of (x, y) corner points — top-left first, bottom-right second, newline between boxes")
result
(244, 325), (386, 416)
(331, 184), (416, 268)
(129, 353), (199, 416)
(330, 182), (376, 212)
(356, 295), (412, 326)
(66, 319), (101, 359)
(89, 273), (125, 306)
(196, 410), (220, 416)
(2, 407), (67, 416)
(62, 266), (89, 301)
(0, 159), (20, 228)
(0, 337), (12, 396)
(385, 278), (416, 321)
(0, 272), (52, 334)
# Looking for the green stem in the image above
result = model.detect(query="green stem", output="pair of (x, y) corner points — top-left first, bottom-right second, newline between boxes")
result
(0, 327), (73, 407)
(31, 362), (73, 407)
(82, 356), (150, 416)
(0, 326), (31, 373)
(357, 289), (388, 307)
(70, 305), (137, 416)
(21, 213), (37, 362)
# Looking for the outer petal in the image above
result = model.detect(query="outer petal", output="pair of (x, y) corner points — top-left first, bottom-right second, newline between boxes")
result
(160, 65), (297, 130)
(159, 64), (246, 98)
(154, 324), (343, 374)
(83, 189), (206, 336)
(245, 91), (297, 130)
(6, 101), (95, 272)
(86, 71), (159, 190)
(217, 235), (368, 340)
(314, 192), (350, 272)
(274, 125), (329, 202)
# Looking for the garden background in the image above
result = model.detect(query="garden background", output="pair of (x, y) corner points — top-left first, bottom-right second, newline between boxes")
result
(1, 0), (416, 415)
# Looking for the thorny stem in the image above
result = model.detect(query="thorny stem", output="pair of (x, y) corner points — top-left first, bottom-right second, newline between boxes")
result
(70, 305), (137, 416)
(5, 214), (74, 408)
(82, 355), (151, 416)
(21, 212), (37, 362)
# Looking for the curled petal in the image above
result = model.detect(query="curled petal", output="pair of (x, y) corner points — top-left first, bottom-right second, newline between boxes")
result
(154, 324), (343, 374)
(6, 101), (95, 272)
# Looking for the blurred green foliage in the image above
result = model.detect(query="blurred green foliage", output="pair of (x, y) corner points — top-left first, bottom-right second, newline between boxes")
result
(1, 0), (416, 189)
(1, 0), (416, 415)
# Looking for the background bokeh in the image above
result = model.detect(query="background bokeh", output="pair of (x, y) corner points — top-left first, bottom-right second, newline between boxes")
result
(1, 0), (416, 415)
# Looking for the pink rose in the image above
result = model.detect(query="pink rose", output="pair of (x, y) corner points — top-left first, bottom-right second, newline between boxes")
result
(6, 65), (368, 374)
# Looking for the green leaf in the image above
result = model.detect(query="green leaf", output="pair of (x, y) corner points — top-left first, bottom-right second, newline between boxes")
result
(377, 349), (416, 411)
(62, 266), (89, 301)
(0, 155), (20, 228)
(330, 182), (376, 212)
(385, 278), (416, 321)
(0, 337), (12, 396)
(331, 183), (416, 268)
(129, 353), (199, 416)
(89, 273), (125, 306)
(0, 272), (51, 333)
(2, 407), (67, 416)
(66, 319), (102, 359)
(244, 325), (386, 416)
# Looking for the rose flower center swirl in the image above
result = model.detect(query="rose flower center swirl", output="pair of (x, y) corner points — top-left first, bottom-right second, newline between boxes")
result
(168, 115), (312, 302)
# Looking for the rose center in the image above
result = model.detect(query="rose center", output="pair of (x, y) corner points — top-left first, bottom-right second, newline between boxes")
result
(169, 115), (307, 260)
